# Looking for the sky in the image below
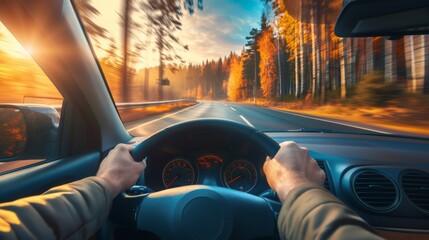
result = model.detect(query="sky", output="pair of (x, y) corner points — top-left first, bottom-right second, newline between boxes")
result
(90, 0), (265, 69)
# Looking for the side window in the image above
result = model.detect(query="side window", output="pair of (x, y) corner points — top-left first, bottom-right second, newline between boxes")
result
(0, 22), (63, 174)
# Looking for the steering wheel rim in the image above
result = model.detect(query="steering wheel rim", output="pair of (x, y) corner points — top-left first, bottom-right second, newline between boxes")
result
(130, 118), (280, 162)
(112, 119), (281, 239)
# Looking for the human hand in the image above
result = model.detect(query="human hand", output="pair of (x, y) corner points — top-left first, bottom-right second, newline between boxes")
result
(96, 144), (146, 196)
(263, 141), (325, 202)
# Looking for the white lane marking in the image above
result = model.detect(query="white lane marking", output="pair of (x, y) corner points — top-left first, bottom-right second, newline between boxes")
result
(240, 115), (255, 128)
(224, 103), (228, 107)
(270, 108), (390, 134)
(230, 107), (236, 112)
(126, 102), (201, 132)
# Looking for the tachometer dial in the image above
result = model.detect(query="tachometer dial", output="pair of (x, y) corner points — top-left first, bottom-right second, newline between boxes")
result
(223, 160), (257, 192)
(162, 159), (196, 188)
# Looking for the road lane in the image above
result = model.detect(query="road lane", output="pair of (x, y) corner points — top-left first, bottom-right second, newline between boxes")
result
(226, 102), (389, 134)
(126, 101), (391, 137)
(127, 101), (244, 136)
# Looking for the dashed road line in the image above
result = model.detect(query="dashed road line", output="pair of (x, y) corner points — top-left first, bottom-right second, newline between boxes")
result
(240, 115), (255, 128)
(270, 108), (390, 134)
(230, 107), (236, 112)
(126, 102), (201, 132)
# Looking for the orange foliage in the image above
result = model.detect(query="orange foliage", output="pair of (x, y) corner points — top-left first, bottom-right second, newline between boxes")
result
(258, 27), (278, 99)
(197, 84), (204, 99)
(276, 1), (300, 60)
(227, 53), (245, 101)
(0, 108), (27, 158)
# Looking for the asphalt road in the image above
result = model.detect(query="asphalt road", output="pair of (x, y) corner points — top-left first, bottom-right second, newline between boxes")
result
(126, 101), (394, 137)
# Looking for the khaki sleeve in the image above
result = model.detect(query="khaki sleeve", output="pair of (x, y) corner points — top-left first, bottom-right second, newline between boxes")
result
(0, 176), (113, 240)
(277, 183), (384, 240)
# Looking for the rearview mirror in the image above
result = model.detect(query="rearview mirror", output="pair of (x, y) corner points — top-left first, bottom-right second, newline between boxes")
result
(335, 0), (429, 37)
(0, 104), (59, 161)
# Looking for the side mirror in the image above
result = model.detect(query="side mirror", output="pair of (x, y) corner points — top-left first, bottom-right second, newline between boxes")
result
(335, 0), (429, 37)
(0, 107), (27, 159)
(0, 104), (59, 161)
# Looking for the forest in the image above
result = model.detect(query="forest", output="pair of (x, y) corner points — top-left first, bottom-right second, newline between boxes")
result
(88, 0), (429, 109)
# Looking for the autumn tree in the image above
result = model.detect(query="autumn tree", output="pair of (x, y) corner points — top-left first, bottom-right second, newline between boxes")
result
(214, 58), (223, 99)
(273, 1), (301, 97)
(243, 28), (260, 99)
(227, 53), (245, 101)
(258, 26), (278, 99)
(142, 0), (203, 101)
(74, 0), (108, 43)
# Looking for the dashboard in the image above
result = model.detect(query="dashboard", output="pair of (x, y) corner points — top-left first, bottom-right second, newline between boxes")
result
(267, 132), (429, 234)
(142, 130), (429, 237)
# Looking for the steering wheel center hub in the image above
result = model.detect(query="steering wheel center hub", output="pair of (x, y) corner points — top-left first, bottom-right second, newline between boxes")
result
(182, 197), (225, 239)
(173, 188), (233, 240)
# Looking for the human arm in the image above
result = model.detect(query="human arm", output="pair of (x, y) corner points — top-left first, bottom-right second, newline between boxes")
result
(0, 144), (145, 240)
(263, 141), (383, 240)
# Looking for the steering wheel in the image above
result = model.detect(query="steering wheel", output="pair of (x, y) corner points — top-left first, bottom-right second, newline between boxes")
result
(110, 119), (281, 239)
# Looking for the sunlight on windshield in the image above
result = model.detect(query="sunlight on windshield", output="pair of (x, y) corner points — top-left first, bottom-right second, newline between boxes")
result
(73, 1), (429, 137)
(0, 22), (62, 105)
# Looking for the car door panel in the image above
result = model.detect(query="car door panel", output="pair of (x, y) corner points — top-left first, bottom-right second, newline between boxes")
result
(0, 151), (100, 203)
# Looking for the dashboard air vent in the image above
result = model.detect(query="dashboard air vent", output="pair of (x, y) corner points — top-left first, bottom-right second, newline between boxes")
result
(316, 160), (330, 191)
(353, 170), (398, 210)
(401, 171), (429, 212)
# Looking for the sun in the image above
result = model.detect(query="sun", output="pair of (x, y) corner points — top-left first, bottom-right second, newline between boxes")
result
(0, 22), (33, 59)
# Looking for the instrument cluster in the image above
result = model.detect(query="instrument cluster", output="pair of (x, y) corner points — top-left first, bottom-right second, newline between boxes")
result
(146, 153), (265, 194)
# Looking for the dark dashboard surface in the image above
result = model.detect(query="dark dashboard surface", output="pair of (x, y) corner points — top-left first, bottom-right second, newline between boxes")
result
(268, 132), (429, 231)
(143, 131), (429, 232)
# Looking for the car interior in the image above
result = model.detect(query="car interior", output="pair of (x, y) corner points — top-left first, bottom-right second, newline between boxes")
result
(0, 0), (428, 239)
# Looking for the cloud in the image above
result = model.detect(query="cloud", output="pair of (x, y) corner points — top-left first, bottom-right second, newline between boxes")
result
(176, 0), (263, 65)
(89, 0), (264, 68)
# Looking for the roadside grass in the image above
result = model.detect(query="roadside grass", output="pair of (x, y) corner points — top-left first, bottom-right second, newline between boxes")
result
(244, 95), (429, 137)
(119, 101), (197, 123)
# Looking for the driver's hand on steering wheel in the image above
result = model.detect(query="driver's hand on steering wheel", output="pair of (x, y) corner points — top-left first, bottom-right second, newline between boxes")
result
(97, 144), (146, 196)
(263, 141), (325, 202)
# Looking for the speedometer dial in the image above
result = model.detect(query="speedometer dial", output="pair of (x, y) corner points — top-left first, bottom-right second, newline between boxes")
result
(162, 159), (196, 188)
(223, 160), (257, 192)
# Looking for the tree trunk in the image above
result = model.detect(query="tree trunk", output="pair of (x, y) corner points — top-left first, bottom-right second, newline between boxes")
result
(121, 0), (132, 102)
(310, 9), (316, 98)
(351, 38), (358, 87)
(323, 23), (330, 101)
(356, 38), (366, 82)
(339, 38), (346, 99)
(294, 50), (299, 98)
(366, 38), (374, 73)
(143, 68), (149, 100)
(319, 23), (326, 103)
(315, 22), (321, 97)
(299, 20), (304, 97)
(414, 35), (425, 93)
(424, 36), (429, 94)
(395, 38), (407, 85)
(277, 35), (282, 98)
(158, 29), (164, 100)
(373, 37), (385, 74)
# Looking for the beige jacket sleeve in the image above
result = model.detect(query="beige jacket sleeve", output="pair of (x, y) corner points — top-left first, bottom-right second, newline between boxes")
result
(0, 176), (113, 240)
(278, 183), (384, 240)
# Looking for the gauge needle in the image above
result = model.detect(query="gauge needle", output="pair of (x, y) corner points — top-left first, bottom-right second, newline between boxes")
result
(228, 174), (243, 184)
(167, 175), (179, 187)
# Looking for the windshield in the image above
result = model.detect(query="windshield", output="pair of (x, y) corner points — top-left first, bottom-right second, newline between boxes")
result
(75, 0), (429, 138)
